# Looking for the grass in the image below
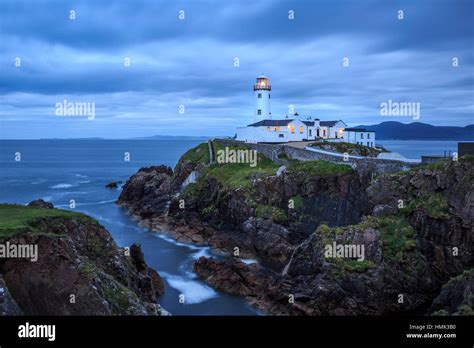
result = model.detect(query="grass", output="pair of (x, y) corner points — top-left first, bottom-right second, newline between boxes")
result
(0, 204), (97, 239)
(286, 159), (353, 177)
(316, 215), (417, 265)
(289, 195), (304, 210)
(401, 193), (450, 220)
(309, 141), (380, 157)
(255, 204), (288, 223)
(174, 142), (210, 173)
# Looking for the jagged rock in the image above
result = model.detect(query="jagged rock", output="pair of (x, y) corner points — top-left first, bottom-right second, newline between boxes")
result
(373, 204), (397, 216)
(193, 257), (270, 297)
(430, 269), (474, 315)
(0, 275), (23, 315)
(105, 181), (121, 189)
(27, 199), (53, 209)
(0, 207), (166, 315)
(117, 165), (174, 218)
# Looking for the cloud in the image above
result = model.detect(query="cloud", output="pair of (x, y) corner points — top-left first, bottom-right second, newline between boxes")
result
(0, 0), (472, 138)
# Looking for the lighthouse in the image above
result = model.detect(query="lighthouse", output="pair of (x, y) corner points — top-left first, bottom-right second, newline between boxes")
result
(253, 75), (271, 121)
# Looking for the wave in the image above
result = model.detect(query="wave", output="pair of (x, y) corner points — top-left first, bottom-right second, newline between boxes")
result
(50, 183), (76, 189)
(74, 174), (88, 178)
(160, 272), (219, 304)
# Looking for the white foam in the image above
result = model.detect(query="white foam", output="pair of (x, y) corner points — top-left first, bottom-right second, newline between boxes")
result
(160, 272), (219, 304)
(240, 258), (258, 265)
(74, 174), (88, 178)
(50, 183), (76, 189)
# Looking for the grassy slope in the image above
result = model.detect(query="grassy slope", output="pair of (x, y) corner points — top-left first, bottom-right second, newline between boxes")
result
(0, 204), (96, 239)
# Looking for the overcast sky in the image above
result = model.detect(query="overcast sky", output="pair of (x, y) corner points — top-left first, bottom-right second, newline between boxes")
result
(0, 0), (473, 139)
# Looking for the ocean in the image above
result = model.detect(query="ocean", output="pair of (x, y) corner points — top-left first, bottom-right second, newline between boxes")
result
(0, 139), (464, 315)
(0, 139), (260, 315)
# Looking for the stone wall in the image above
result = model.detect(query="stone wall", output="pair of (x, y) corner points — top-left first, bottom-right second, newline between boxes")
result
(214, 139), (416, 174)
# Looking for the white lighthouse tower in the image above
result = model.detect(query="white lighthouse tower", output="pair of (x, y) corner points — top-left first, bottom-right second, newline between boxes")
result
(253, 75), (271, 121)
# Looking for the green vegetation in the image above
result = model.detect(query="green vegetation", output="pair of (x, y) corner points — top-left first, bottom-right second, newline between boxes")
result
(289, 195), (304, 210)
(413, 160), (449, 171)
(402, 193), (450, 220)
(174, 142), (210, 173)
(286, 159), (353, 177)
(202, 205), (217, 216)
(255, 204), (288, 223)
(79, 260), (96, 278)
(309, 141), (381, 157)
(316, 215), (418, 265)
(340, 259), (376, 273)
(0, 204), (97, 240)
(103, 282), (133, 314)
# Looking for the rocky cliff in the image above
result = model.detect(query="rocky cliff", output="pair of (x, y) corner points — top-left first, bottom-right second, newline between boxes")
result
(0, 201), (167, 315)
(118, 141), (473, 315)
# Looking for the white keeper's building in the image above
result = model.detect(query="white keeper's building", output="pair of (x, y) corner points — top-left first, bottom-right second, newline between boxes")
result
(236, 75), (376, 147)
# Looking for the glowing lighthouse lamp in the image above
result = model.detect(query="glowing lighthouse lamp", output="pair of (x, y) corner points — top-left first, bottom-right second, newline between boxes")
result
(253, 75), (271, 121)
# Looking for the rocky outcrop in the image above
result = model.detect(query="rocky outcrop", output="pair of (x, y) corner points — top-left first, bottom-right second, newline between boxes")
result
(0, 204), (166, 315)
(105, 181), (121, 189)
(118, 141), (473, 316)
(0, 275), (23, 315)
(430, 269), (474, 315)
(27, 199), (54, 209)
(117, 165), (174, 219)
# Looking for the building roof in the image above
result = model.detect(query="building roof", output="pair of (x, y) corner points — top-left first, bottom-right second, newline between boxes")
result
(247, 119), (293, 127)
(302, 121), (315, 126)
(320, 120), (345, 127)
(344, 128), (375, 132)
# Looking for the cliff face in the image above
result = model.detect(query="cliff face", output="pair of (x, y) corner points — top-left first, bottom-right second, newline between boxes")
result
(0, 203), (166, 315)
(118, 141), (474, 315)
(118, 142), (371, 267)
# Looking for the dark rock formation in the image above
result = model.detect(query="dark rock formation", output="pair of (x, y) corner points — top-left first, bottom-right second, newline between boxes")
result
(118, 141), (474, 316)
(105, 181), (121, 189)
(429, 269), (474, 315)
(0, 206), (166, 315)
(117, 165), (174, 219)
(0, 275), (23, 315)
(28, 199), (54, 209)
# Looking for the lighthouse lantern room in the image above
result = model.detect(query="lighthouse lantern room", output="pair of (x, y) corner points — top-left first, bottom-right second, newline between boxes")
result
(253, 75), (271, 121)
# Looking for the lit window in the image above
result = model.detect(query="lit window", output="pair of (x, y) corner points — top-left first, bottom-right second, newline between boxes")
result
(291, 126), (295, 134)
(274, 127), (277, 132)
(299, 126), (303, 134)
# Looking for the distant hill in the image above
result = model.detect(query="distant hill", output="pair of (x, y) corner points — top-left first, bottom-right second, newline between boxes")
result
(354, 122), (474, 140)
(130, 135), (212, 140)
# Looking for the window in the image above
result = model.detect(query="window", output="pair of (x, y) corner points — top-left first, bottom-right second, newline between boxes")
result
(257, 109), (261, 115)
(291, 126), (295, 134)
(323, 129), (326, 137)
(361, 133), (364, 139)
(267, 127), (270, 132)
(258, 93), (262, 98)
(274, 127), (277, 132)
(367, 133), (370, 139)
(279, 134), (284, 138)
(309, 129), (312, 136)
(269, 94), (271, 99)
(317, 129), (320, 137)
(299, 126), (303, 134)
